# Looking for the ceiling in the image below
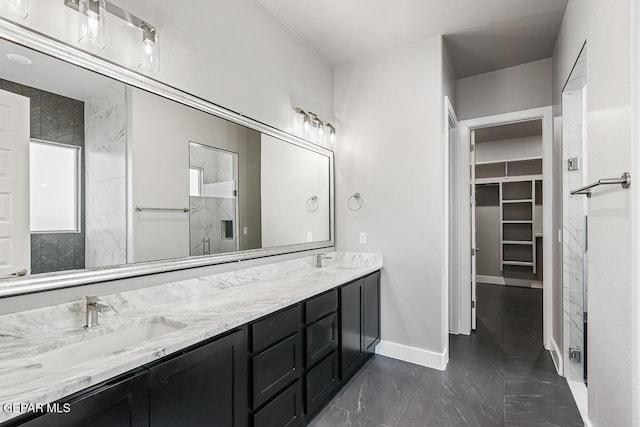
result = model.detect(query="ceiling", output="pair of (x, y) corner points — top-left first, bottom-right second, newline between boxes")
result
(257, 0), (568, 78)
(0, 38), (113, 102)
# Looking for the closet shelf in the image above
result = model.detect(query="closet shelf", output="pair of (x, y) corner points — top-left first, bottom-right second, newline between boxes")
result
(503, 220), (533, 224)
(502, 199), (533, 204)
(502, 261), (534, 267)
(502, 241), (534, 246)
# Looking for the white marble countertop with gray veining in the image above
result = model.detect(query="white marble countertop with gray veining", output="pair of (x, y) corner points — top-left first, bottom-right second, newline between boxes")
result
(0, 252), (382, 423)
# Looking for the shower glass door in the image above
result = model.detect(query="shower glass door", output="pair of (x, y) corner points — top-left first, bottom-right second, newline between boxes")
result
(189, 142), (239, 256)
(562, 45), (588, 383)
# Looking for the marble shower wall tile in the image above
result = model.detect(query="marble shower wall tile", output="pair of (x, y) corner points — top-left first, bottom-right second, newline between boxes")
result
(85, 83), (127, 268)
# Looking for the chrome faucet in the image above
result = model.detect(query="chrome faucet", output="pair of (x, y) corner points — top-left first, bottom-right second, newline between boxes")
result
(316, 254), (332, 267)
(85, 296), (111, 329)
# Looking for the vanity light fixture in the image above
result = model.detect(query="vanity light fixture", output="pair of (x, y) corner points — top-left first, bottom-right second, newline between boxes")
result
(293, 107), (336, 145)
(65, 0), (159, 71)
(0, 0), (28, 20)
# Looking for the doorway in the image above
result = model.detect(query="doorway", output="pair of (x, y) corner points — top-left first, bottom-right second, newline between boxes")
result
(453, 107), (554, 349)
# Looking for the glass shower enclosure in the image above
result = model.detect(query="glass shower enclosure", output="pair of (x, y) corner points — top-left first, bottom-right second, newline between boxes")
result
(562, 45), (588, 383)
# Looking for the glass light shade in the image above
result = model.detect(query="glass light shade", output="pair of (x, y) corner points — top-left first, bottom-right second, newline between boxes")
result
(1, 0), (28, 19)
(78, 0), (105, 50)
(139, 24), (159, 72)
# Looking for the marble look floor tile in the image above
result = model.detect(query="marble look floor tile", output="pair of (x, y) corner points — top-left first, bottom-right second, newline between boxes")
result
(318, 284), (582, 427)
(505, 377), (583, 426)
(398, 367), (504, 427)
(331, 368), (416, 427)
(308, 404), (387, 427)
(363, 354), (425, 387)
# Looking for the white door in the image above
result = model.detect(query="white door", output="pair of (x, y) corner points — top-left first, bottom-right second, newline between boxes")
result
(470, 130), (477, 330)
(0, 89), (30, 278)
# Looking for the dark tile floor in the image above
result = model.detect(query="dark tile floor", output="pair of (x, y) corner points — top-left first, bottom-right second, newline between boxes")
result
(309, 283), (583, 427)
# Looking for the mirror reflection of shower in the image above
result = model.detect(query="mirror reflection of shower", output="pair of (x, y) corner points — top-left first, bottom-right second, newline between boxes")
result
(562, 44), (588, 384)
(189, 142), (239, 256)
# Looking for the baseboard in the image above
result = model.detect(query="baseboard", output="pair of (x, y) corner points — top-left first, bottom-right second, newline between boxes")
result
(375, 340), (447, 371)
(476, 275), (543, 289)
(550, 336), (563, 375)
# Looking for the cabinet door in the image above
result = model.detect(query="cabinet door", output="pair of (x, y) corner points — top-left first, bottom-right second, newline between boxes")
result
(363, 271), (381, 354)
(10, 371), (149, 427)
(340, 279), (363, 379)
(149, 330), (247, 427)
(307, 312), (338, 367)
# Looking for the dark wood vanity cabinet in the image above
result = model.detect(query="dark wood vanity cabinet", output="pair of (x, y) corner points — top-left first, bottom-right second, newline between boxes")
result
(148, 329), (247, 427)
(5, 270), (382, 427)
(340, 271), (381, 379)
(6, 370), (149, 427)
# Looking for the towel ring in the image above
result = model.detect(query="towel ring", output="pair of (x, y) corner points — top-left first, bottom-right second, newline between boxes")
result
(306, 196), (319, 212)
(348, 192), (363, 211)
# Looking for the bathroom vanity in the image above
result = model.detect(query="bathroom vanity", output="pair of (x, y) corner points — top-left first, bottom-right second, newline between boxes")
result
(0, 253), (382, 426)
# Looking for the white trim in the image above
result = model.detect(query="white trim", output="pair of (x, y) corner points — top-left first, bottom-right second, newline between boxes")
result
(567, 380), (589, 426)
(476, 275), (543, 289)
(551, 336), (564, 375)
(443, 96), (459, 338)
(375, 340), (448, 371)
(460, 106), (554, 350)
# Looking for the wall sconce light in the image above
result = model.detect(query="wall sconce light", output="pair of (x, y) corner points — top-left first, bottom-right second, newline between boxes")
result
(293, 107), (336, 146)
(0, 0), (29, 20)
(65, 0), (159, 72)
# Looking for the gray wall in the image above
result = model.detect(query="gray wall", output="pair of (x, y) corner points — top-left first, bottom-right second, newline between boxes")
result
(335, 36), (447, 365)
(0, 79), (85, 274)
(455, 58), (552, 120)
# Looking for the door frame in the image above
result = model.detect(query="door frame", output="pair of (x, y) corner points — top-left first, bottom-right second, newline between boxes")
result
(456, 106), (554, 349)
(443, 96), (460, 345)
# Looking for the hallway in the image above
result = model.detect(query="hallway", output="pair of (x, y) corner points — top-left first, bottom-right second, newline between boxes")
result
(310, 283), (583, 426)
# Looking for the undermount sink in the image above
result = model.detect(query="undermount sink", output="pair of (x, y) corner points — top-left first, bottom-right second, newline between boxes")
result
(34, 317), (186, 371)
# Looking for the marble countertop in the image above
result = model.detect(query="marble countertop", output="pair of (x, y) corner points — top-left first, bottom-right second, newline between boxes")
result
(0, 252), (382, 423)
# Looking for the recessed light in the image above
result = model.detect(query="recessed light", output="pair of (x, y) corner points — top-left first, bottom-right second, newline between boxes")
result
(6, 53), (33, 65)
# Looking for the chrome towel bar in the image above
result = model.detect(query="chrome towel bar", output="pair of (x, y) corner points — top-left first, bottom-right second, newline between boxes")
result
(571, 172), (631, 197)
(135, 206), (190, 213)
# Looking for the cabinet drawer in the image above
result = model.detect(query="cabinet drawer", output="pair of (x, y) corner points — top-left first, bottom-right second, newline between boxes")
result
(253, 380), (303, 427)
(306, 312), (338, 367)
(305, 289), (337, 324)
(252, 333), (302, 409)
(306, 351), (338, 417)
(251, 304), (302, 354)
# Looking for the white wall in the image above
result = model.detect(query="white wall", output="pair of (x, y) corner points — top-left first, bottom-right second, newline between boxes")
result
(553, 0), (634, 425)
(456, 58), (552, 120)
(0, 0), (334, 137)
(335, 36), (447, 368)
(260, 134), (330, 247)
